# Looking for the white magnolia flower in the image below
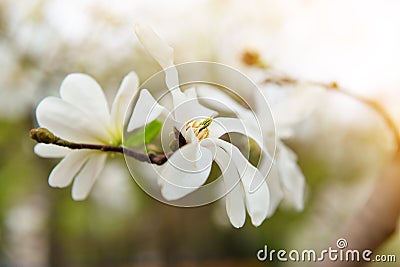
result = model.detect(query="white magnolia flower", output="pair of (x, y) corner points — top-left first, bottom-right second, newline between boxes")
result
(127, 24), (272, 227)
(196, 82), (322, 216)
(34, 71), (139, 200)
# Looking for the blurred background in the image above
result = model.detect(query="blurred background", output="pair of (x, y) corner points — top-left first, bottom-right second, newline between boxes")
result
(1, 0), (400, 266)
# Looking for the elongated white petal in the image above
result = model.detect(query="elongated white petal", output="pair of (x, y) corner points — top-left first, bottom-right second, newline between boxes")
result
(208, 139), (269, 226)
(209, 117), (273, 168)
(277, 144), (305, 211)
(211, 145), (245, 228)
(135, 23), (174, 69)
(173, 94), (217, 124)
(163, 70), (217, 124)
(184, 87), (197, 99)
(60, 73), (110, 128)
(195, 85), (262, 134)
(72, 153), (107, 201)
(225, 178), (246, 228)
(265, 84), (323, 139)
(134, 24), (216, 122)
(36, 97), (109, 143)
(159, 143), (212, 201)
(127, 89), (167, 132)
(48, 150), (92, 188)
(111, 71), (139, 130)
(34, 143), (71, 158)
(196, 85), (251, 115)
(265, 164), (284, 217)
(257, 153), (283, 217)
(134, 25), (185, 114)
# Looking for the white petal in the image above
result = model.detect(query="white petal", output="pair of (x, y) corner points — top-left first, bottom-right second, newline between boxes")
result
(265, 164), (284, 217)
(60, 73), (110, 128)
(277, 144), (305, 211)
(184, 87), (197, 99)
(36, 97), (109, 143)
(159, 143), (213, 201)
(72, 153), (107, 201)
(208, 139), (270, 226)
(135, 23), (174, 69)
(134, 24), (185, 113)
(268, 84), (323, 138)
(172, 93), (217, 124)
(134, 24), (217, 122)
(111, 71), (139, 130)
(211, 145), (245, 228)
(127, 89), (167, 132)
(225, 179), (246, 228)
(209, 117), (273, 167)
(48, 150), (92, 188)
(257, 150), (283, 217)
(34, 143), (71, 158)
(195, 85), (250, 115)
(163, 66), (204, 121)
(134, 23), (184, 112)
(163, 71), (217, 124)
(195, 85), (262, 135)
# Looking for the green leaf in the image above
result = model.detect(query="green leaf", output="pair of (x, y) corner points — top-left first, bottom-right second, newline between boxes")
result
(124, 120), (162, 147)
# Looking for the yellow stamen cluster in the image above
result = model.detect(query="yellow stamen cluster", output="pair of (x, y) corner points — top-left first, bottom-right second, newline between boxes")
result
(185, 118), (213, 141)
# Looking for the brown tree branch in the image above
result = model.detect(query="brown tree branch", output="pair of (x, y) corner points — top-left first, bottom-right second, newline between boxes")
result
(30, 128), (171, 165)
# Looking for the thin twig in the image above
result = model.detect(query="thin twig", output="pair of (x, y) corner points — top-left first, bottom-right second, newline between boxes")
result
(30, 128), (171, 165)
(264, 74), (400, 150)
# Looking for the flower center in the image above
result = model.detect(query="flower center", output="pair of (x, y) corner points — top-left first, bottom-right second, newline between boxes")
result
(185, 118), (213, 141)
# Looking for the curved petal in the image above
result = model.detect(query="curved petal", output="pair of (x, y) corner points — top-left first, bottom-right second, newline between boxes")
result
(172, 89), (217, 123)
(48, 150), (92, 188)
(265, 164), (283, 217)
(36, 97), (109, 143)
(111, 71), (139, 131)
(184, 87), (197, 99)
(195, 85), (251, 115)
(277, 144), (305, 211)
(127, 89), (167, 132)
(60, 73), (110, 127)
(209, 117), (273, 165)
(134, 24), (216, 123)
(162, 66), (216, 123)
(258, 153), (283, 217)
(210, 139), (270, 227)
(34, 143), (71, 158)
(159, 143), (213, 201)
(265, 84), (323, 139)
(196, 85), (261, 134)
(135, 23), (174, 70)
(211, 145), (245, 228)
(72, 153), (107, 201)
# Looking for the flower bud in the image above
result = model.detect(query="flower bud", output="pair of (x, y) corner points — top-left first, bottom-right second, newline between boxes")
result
(30, 128), (58, 144)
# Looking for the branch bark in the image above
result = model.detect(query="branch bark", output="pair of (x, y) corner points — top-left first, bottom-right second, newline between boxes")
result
(30, 127), (171, 165)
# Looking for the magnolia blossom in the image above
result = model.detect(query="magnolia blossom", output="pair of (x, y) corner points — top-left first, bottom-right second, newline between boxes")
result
(197, 82), (323, 216)
(127, 24), (273, 227)
(34, 72), (138, 200)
